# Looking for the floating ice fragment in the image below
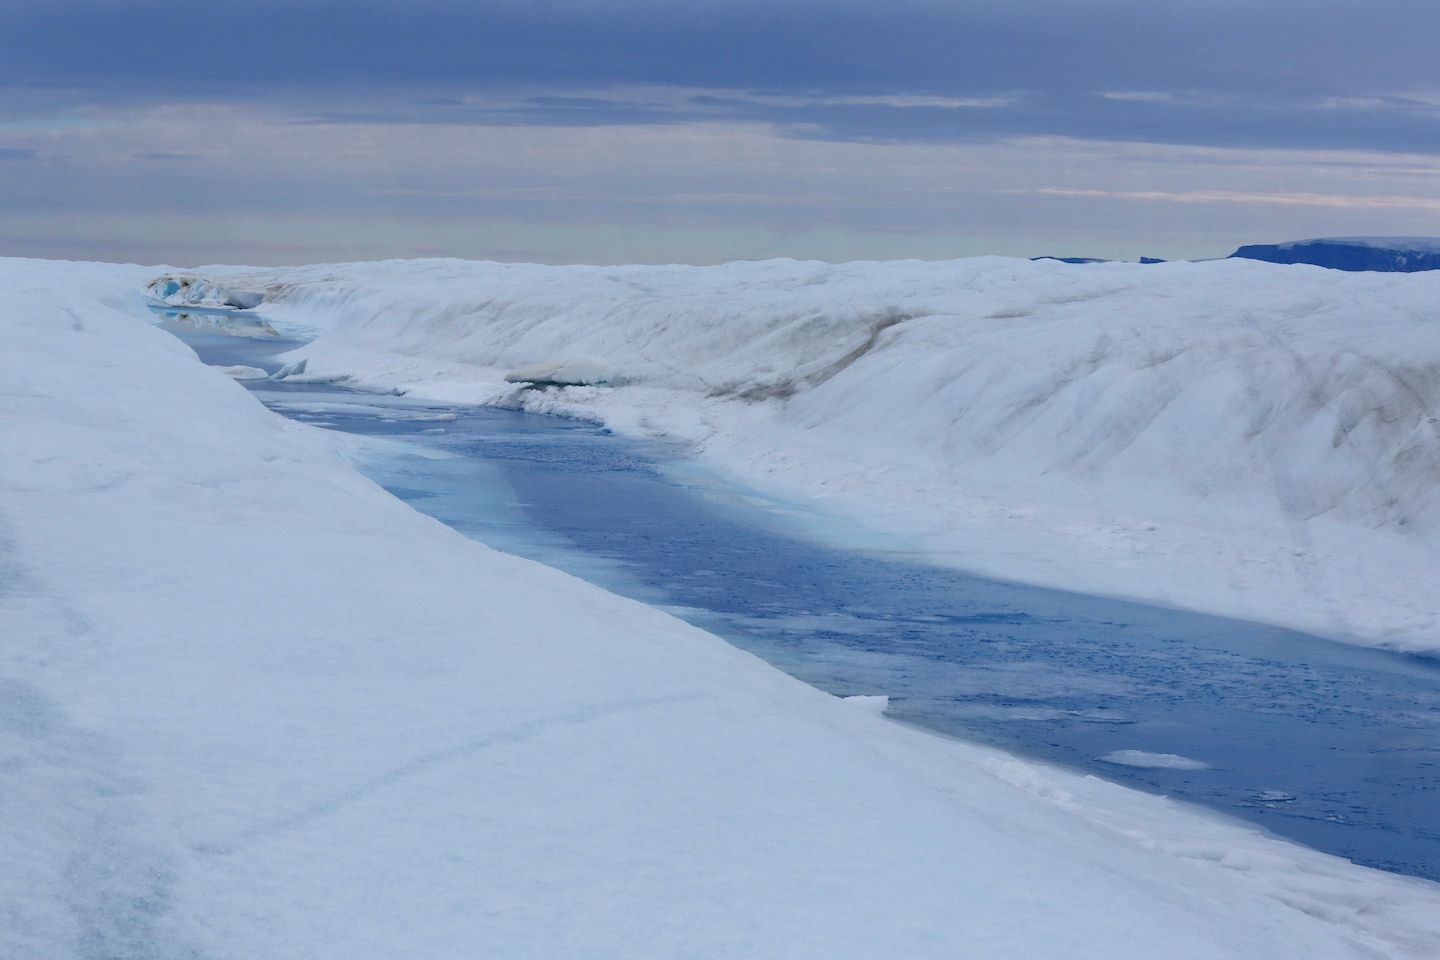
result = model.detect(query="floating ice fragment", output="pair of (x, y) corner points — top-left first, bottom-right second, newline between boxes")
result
(1252, 790), (1297, 803)
(1100, 750), (1209, 770)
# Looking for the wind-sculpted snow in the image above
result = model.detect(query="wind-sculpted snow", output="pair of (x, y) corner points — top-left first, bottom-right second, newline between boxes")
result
(200, 256), (1440, 653)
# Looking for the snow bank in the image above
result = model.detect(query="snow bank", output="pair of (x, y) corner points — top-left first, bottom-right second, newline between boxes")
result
(198, 256), (1440, 654)
(8, 256), (1440, 956)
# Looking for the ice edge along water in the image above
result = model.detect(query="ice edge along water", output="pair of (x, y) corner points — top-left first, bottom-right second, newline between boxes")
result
(200, 254), (1440, 657)
(4, 257), (1440, 959)
(239, 362), (1440, 884)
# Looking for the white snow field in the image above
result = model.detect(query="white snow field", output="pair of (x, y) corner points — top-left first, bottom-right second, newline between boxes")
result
(200, 256), (1440, 654)
(4, 256), (1439, 958)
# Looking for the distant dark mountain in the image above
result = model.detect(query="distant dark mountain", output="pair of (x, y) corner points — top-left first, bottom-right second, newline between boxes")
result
(1229, 237), (1440, 272)
(1030, 256), (1166, 265)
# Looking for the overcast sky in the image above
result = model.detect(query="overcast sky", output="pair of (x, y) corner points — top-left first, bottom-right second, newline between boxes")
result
(3, 0), (1439, 265)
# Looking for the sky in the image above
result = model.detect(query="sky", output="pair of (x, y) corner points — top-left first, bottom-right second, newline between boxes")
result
(3, 0), (1440, 266)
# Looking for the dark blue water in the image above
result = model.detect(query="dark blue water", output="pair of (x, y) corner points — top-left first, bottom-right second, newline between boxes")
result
(171, 319), (1440, 882)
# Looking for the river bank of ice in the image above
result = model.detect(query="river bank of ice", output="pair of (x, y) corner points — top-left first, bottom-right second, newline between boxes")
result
(220, 355), (1440, 883)
(196, 256), (1440, 655)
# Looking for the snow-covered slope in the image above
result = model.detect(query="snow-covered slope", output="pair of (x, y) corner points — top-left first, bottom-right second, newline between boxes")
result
(201, 256), (1440, 654)
(7, 258), (1440, 956)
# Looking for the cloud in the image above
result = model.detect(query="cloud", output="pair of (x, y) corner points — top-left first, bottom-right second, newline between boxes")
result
(132, 152), (209, 161)
(2, 1), (1439, 153)
(284, 94), (707, 128)
(1026, 187), (1440, 211)
(2, 1), (1439, 265)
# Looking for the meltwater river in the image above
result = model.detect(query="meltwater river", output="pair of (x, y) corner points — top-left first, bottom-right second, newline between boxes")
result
(169, 314), (1440, 882)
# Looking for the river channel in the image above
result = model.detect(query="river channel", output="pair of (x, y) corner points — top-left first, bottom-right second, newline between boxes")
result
(165, 312), (1440, 882)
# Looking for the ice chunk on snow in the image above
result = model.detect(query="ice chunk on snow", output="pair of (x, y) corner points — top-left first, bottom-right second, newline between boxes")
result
(215, 364), (268, 381)
(504, 356), (620, 386)
(839, 694), (890, 715)
(269, 358), (308, 381)
(1102, 750), (1210, 770)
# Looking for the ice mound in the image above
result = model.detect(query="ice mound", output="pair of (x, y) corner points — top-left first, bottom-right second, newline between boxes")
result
(148, 274), (265, 309)
(504, 356), (620, 386)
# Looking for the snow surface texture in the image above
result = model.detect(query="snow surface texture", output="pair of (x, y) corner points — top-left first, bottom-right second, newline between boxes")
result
(201, 257), (1440, 654)
(7, 258), (1440, 956)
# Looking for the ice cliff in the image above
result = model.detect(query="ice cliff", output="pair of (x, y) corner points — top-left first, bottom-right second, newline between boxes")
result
(147, 273), (266, 309)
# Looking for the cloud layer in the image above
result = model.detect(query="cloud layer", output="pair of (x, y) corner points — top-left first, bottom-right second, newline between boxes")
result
(7, 0), (1440, 150)
(2, 1), (1438, 264)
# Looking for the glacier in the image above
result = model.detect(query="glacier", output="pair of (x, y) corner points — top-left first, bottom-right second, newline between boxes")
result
(5, 254), (1440, 957)
(8, 259), (1440, 955)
